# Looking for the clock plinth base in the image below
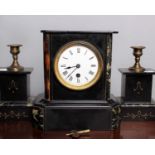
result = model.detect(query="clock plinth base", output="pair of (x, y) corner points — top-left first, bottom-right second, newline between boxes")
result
(33, 95), (121, 131)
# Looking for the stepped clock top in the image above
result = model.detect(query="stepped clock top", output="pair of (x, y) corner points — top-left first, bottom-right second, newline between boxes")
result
(41, 30), (118, 34)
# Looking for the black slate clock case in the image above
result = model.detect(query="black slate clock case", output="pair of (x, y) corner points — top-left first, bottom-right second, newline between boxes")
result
(42, 31), (118, 101)
(52, 33), (106, 100)
(33, 30), (121, 131)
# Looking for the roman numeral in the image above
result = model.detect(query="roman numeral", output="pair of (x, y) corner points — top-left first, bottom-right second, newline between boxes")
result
(62, 70), (68, 76)
(84, 50), (87, 55)
(61, 64), (66, 67)
(89, 71), (94, 75)
(69, 76), (73, 81)
(69, 50), (73, 55)
(63, 57), (68, 60)
(77, 78), (80, 83)
(91, 64), (96, 67)
(89, 56), (94, 60)
(85, 77), (88, 81)
(77, 48), (80, 53)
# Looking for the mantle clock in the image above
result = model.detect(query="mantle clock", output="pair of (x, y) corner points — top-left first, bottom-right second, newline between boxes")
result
(33, 30), (120, 131)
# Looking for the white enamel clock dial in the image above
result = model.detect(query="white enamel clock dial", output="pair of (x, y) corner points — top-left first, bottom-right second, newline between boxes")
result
(54, 41), (103, 90)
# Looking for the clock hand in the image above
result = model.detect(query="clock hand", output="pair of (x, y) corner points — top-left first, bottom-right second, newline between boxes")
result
(64, 64), (80, 70)
(64, 66), (76, 69)
(66, 67), (78, 79)
(66, 64), (81, 79)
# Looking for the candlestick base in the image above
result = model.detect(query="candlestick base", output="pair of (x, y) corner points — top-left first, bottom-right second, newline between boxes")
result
(7, 65), (24, 72)
(129, 65), (145, 73)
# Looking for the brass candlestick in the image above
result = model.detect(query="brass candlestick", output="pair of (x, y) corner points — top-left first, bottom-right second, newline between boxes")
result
(7, 44), (24, 72)
(129, 46), (145, 72)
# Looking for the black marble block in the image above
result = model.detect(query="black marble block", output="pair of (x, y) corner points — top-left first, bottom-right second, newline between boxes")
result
(118, 97), (155, 121)
(0, 67), (33, 101)
(119, 68), (155, 102)
(33, 95), (121, 131)
(0, 100), (33, 120)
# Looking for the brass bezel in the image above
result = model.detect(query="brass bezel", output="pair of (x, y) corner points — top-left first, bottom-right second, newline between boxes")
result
(54, 40), (104, 91)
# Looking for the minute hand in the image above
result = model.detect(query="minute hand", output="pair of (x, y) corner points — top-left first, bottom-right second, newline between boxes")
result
(66, 67), (77, 79)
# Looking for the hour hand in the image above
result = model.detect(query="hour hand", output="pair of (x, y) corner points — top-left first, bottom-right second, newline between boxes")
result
(64, 66), (76, 69)
(64, 64), (80, 70)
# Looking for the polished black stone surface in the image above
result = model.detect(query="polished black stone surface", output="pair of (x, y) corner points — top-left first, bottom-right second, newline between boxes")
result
(33, 95), (121, 131)
(0, 68), (33, 101)
(119, 68), (155, 102)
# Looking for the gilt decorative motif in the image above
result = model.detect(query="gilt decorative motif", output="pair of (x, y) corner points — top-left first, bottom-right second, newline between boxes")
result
(0, 110), (28, 120)
(8, 80), (19, 94)
(133, 81), (143, 95)
(124, 110), (155, 120)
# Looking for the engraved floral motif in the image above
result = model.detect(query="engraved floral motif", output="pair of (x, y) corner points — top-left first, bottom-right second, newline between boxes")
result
(124, 110), (155, 120)
(0, 111), (28, 120)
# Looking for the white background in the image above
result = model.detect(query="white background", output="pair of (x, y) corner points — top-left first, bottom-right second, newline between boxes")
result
(1, 15), (155, 99)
